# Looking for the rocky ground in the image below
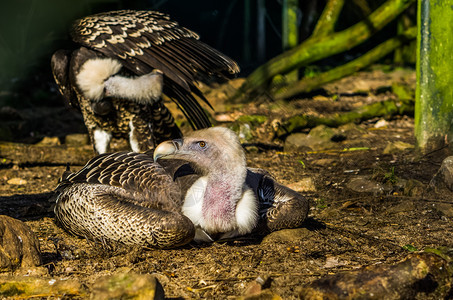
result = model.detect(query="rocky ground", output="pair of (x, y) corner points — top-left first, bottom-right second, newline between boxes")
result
(1, 67), (453, 299)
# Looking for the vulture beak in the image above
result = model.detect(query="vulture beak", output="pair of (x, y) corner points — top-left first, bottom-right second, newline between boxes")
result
(153, 139), (183, 161)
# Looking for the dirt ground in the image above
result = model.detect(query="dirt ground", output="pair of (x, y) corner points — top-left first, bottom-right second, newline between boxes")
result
(1, 68), (453, 299)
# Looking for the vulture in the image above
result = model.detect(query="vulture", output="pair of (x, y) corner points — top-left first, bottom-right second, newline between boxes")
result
(51, 10), (240, 154)
(53, 127), (309, 248)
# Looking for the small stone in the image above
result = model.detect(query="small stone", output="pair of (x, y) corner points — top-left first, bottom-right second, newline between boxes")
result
(284, 133), (336, 152)
(374, 119), (389, 128)
(403, 179), (425, 197)
(7, 178), (27, 185)
(0, 215), (42, 272)
(346, 177), (384, 194)
(261, 228), (312, 244)
(430, 156), (453, 192)
(36, 136), (61, 146)
(311, 158), (336, 167)
(338, 123), (365, 136)
(65, 133), (90, 146)
(323, 256), (345, 269)
(214, 114), (234, 122)
(382, 141), (414, 154)
(287, 177), (316, 192)
(92, 273), (165, 300)
(436, 204), (453, 218)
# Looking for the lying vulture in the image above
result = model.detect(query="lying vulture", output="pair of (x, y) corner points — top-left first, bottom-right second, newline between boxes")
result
(51, 10), (240, 154)
(53, 127), (309, 248)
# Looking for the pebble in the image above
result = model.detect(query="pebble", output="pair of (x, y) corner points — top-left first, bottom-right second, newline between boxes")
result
(0, 215), (42, 271)
(36, 136), (60, 146)
(382, 141), (414, 154)
(287, 177), (316, 192)
(346, 176), (384, 194)
(429, 156), (453, 191)
(7, 177), (27, 185)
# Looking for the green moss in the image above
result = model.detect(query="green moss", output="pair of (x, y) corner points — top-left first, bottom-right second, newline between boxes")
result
(236, 115), (268, 126)
(415, 0), (453, 152)
(0, 282), (27, 297)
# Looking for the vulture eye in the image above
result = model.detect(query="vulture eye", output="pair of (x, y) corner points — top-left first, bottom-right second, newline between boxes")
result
(197, 141), (206, 148)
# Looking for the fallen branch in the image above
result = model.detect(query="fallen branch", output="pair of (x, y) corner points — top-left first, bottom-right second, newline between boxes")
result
(299, 252), (451, 299)
(312, 0), (345, 37)
(232, 0), (415, 102)
(275, 99), (414, 139)
(274, 26), (417, 100)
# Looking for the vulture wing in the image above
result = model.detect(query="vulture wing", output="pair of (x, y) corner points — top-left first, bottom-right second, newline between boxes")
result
(51, 49), (79, 108)
(54, 151), (194, 248)
(58, 151), (183, 211)
(70, 10), (240, 129)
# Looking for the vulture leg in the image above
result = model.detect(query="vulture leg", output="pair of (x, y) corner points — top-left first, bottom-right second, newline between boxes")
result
(93, 128), (112, 154)
(54, 183), (195, 249)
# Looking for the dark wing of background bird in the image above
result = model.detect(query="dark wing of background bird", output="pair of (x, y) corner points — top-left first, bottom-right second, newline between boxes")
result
(70, 10), (240, 129)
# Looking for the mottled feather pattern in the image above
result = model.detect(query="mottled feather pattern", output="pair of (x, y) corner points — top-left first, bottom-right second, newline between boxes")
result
(59, 152), (182, 211)
(55, 183), (194, 248)
(70, 10), (239, 130)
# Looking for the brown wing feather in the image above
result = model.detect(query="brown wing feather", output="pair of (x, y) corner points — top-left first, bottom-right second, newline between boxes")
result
(59, 151), (183, 209)
(51, 50), (79, 108)
(70, 10), (239, 129)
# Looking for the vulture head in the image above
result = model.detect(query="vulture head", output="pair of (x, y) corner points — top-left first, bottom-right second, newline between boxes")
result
(154, 127), (257, 240)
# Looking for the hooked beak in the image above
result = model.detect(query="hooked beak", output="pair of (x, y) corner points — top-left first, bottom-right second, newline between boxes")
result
(153, 139), (183, 161)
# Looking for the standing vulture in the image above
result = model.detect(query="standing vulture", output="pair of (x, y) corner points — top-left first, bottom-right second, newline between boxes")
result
(53, 127), (309, 248)
(51, 10), (240, 154)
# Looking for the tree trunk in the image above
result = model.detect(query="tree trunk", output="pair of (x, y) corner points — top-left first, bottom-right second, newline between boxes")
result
(282, 0), (299, 83)
(415, 0), (453, 154)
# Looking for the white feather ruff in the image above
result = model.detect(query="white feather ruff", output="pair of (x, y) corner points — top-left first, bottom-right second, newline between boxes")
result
(104, 72), (163, 104)
(76, 58), (122, 100)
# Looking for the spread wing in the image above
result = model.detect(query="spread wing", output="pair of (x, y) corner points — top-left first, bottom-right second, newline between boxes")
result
(70, 10), (240, 129)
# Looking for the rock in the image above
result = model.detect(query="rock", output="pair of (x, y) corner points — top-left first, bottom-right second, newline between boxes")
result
(0, 215), (41, 272)
(65, 133), (90, 146)
(338, 123), (365, 136)
(299, 253), (450, 299)
(403, 179), (425, 197)
(261, 228), (312, 244)
(287, 177), (316, 192)
(346, 177), (384, 194)
(284, 131), (337, 152)
(311, 158), (337, 167)
(430, 156), (453, 192)
(91, 273), (165, 300)
(36, 136), (61, 146)
(0, 276), (85, 298)
(435, 204), (453, 218)
(374, 119), (389, 128)
(382, 141), (414, 154)
(7, 177), (27, 185)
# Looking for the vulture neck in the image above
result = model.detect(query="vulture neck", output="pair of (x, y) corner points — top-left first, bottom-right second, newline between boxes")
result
(201, 160), (247, 233)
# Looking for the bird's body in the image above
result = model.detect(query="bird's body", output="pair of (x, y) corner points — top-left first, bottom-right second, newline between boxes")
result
(51, 10), (239, 154)
(53, 127), (309, 248)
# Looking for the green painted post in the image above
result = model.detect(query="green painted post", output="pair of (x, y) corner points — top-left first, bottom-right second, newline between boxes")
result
(415, 0), (453, 153)
(282, 0), (299, 82)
